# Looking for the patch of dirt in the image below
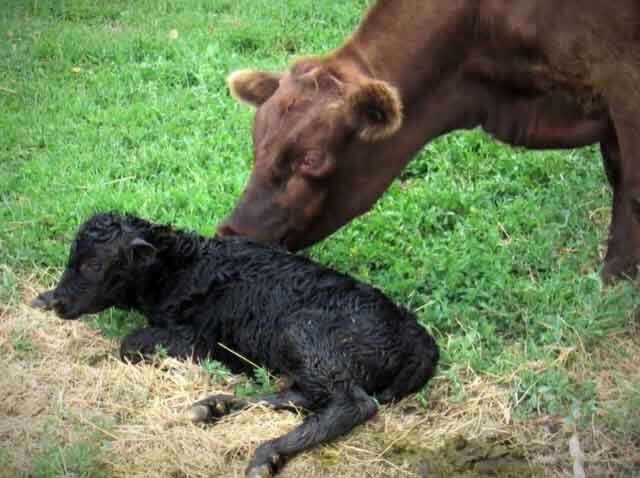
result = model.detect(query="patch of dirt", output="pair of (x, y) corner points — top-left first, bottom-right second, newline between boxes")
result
(0, 283), (638, 477)
(384, 435), (538, 477)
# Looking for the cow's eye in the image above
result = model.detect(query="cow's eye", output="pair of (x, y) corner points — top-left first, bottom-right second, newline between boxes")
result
(299, 151), (334, 179)
(302, 151), (321, 167)
(80, 258), (101, 274)
(277, 149), (293, 167)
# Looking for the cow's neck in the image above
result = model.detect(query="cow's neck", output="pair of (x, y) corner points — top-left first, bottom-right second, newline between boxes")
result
(314, 0), (479, 225)
(296, 0), (610, 239)
(334, 0), (475, 106)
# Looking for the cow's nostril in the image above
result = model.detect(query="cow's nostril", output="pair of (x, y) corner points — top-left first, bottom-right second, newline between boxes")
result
(217, 224), (241, 238)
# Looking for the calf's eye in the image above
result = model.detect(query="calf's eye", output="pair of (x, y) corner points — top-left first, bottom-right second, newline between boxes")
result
(80, 258), (101, 274)
(299, 151), (334, 179)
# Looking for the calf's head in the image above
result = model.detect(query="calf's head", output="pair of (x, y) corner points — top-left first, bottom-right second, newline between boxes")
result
(32, 213), (157, 319)
(219, 57), (403, 250)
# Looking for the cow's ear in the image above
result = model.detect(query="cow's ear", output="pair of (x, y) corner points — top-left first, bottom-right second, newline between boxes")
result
(228, 69), (282, 108)
(348, 80), (403, 142)
(127, 237), (157, 267)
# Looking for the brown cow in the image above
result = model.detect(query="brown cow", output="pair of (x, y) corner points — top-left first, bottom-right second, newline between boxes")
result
(219, 0), (640, 283)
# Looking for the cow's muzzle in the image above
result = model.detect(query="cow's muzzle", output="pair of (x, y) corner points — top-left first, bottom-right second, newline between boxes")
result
(216, 222), (292, 250)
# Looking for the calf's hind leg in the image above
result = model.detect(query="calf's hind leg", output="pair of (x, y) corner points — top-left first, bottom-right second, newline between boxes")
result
(245, 385), (378, 478)
(376, 333), (438, 404)
(245, 312), (378, 477)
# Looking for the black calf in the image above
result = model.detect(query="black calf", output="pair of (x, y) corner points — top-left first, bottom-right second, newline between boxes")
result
(32, 213), (439, 477)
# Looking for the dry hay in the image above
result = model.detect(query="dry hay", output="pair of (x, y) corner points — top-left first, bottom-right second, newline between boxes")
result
(0, 282), (638, 478)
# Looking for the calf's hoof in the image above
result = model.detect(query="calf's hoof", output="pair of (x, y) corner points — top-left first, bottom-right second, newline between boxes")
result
(119, 349), (147, 364)
(246, 444), (282, 478)
(189, 405), (212, 423)
(245, 464), (274, 478)
(601, 256), (638, 285)
(189, 394), (240, 423)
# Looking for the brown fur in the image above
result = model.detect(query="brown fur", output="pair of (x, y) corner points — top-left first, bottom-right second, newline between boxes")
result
(348, 80), (403, 142)
(228, 69), (281, 108)
(221, 0), (640, 283)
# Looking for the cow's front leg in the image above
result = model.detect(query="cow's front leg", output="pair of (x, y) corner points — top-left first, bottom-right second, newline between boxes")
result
(120, 325), (203, 363)
(602, 104), (640, 283)
(599, 137), (636, 282)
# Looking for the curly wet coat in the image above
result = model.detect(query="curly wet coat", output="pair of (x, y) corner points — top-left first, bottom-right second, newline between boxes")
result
(33, 212), (438, 478)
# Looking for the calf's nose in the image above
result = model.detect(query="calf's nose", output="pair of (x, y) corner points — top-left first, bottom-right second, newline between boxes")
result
(30, 289), (59, 310)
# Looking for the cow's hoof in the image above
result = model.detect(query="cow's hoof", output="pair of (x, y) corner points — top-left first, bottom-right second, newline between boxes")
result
(602, 256), (638, 285)
(245, 464), (273, 478)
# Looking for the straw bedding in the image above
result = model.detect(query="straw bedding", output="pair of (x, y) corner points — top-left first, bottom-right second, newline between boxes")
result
(0, 283), (638, 477)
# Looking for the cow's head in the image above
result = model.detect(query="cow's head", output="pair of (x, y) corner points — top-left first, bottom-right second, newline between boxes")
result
(219, 56), (403, 250)
(31, 213), (157, 319)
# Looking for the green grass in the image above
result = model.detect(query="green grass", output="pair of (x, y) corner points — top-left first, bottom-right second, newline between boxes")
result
(200, 358), (232, 383)
(87, 308), (147, 339)
(10, 328), (39, 357)
(602, 381), (640, 440)
(30, 439), (108, 478)
(1, 0), (638, 432)
(0, 264), (20, 307)
(4, 418), (110, 478)
(0, 447), (9, 469)
(235, 366), (276, 398)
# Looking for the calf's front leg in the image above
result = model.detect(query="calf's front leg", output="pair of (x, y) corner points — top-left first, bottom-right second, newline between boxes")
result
(120, 325), (204, 363)
(190, 388), (314, 423)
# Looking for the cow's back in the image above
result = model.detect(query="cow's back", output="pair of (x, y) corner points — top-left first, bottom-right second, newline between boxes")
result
(474, 1), (640, 100)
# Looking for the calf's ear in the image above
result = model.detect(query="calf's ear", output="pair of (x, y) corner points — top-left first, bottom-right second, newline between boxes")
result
(348, 80), (403, 142)
(227, 69), (282, 108)
(127, 237), (157, 267)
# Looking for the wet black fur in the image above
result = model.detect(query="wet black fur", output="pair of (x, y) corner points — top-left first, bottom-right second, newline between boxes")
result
(36, 213), (439, 477)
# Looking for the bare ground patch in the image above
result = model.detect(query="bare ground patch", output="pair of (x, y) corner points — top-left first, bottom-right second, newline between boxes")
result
(0, 283), (638, 478)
